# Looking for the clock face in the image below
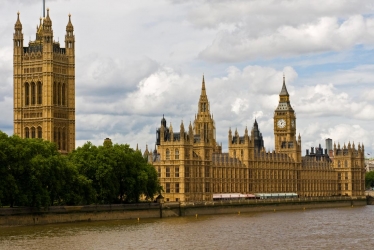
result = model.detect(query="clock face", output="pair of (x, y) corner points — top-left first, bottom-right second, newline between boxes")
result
(277, 119), (286, 128)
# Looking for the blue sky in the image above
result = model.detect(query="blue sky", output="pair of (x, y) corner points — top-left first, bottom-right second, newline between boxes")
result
(1, 0), (374, 155)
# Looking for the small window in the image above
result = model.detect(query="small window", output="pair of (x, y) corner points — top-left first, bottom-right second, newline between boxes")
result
(175, 183), (179, 193)
(37, 82), (42, 104)
(344, 160), (348, 168)
(345, 183), (348, 190)
(175, 149), (179, 160)
(25, 127), (30, 138)
(165, 183), (170, 193)
(166, 149), (170, 160)
(166, 167), (170, 177)
(157, 167), (161, 178)
(205, 182), (210, 193)
(338, 161), (341, 168)
(25, 83), (30, 106)
(175, 167), (179, 177)
(205, 166), (210, 178)
(185, 182), (190, 193)
(31, 127), (36, 138)
(37, 127), (42, 138)
(185, 167), (189, 178)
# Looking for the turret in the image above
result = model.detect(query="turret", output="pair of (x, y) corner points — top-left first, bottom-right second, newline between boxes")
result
(65, 14), (74, 54)
(228, 127), (232, 146)
(43, 9), (53, 44)
(14, 12), (23, 51)
(180, 121), (185, 141)
(169, 123), (174, 141)
(188, 121), (193, 142)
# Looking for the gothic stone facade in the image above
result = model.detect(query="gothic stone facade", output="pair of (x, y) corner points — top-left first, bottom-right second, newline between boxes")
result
(13, 10), (75, 153)
(146, 76), (365, 202)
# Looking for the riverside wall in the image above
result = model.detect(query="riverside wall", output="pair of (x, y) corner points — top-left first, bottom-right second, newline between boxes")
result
(0, 197), (368, 226)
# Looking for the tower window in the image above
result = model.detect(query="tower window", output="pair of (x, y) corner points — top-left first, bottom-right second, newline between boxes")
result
(25, 83), (30, 106)
(62, 128), (66, 150)
(166, 149), (170, 160)
(37, 126), (42, 139)
(53, 82), (57, 105)
(31, 127), (36, 138)
(25, 127), (30, 138)
(62, 84), (66, 105)
(165, 183), (170, 193)
(175, 167), (179, 177)
(175, 149), (179, 160)
(58, 83), (61, 105)
(37, 82), (42, 104)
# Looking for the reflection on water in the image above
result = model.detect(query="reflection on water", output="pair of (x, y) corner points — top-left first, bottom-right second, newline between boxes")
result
(0, 206), (373, 249)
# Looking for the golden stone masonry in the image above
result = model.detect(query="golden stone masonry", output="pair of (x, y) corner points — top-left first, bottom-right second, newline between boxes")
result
(146, 76), (366, 202)
(13, 10), (75, 153)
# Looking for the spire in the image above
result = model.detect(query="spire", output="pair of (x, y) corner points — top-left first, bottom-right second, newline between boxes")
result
(201, 74), (206, 95)
(15, 12), (22, 30)
(66, 13), (74, 31)
(280, 74), (289, 96)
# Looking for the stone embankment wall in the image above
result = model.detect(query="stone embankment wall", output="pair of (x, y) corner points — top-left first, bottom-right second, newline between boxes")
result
(0, 197), (368, 226)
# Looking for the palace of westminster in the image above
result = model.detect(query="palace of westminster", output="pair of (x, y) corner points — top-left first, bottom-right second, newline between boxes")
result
(12, 10), (366, 202)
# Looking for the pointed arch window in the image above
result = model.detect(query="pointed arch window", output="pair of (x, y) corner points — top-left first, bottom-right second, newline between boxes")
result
(58, 83), (61, 105)
(62, 128), (66, 150)
(53, 82), (58, 105)
(58, 127), (61, 150)
(37, 82), (42, 104)
(175, 149), (179, 160)
(25, 83), (30, 106)
(62, 83), (66, 105)
(31, 127), (36, 138)
(54, 127), (58, 148)
(31, 82), (36, 105)
(37, 126), (42, 138)
(25, 127), (30, 138)
(166, 149), (170, 160)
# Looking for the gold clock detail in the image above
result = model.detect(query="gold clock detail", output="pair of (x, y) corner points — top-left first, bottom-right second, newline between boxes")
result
(277, 119), (286, 128)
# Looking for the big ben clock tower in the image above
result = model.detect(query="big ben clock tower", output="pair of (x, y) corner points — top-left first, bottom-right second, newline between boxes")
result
(274, 75), (300, 160)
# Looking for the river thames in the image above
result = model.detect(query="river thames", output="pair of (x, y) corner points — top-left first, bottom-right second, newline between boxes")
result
(0, 205), (373, 249)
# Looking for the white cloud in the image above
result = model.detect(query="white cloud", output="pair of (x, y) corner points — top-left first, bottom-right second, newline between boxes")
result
(199, 15), (374, 62)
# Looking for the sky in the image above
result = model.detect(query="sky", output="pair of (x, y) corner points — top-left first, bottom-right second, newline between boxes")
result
(1, 0), (374, 156)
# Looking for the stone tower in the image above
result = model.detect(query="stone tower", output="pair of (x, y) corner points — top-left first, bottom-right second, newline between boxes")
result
(273, 75), (301, 161)
(13, 10), (75, 153)
(193, 76), (218, 156)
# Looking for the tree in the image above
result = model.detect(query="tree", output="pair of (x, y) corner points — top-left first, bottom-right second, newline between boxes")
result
(365, 171), (374, 189)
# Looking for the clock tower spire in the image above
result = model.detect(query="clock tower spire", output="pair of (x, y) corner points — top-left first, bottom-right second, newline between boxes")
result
(274, 75), (300, 160)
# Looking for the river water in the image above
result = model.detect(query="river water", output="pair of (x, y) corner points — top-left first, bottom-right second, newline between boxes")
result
(0, 206), (373, 250)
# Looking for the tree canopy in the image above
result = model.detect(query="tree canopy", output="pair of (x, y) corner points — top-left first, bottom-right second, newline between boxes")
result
(0, 131), (161, 208)
(365, 171), (374, 189)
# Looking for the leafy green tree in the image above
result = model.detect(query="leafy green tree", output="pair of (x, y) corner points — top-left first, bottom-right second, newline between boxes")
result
(69, 141), (162, 204)
(0, 130), (95, 207)
(365, 171), (374, 189)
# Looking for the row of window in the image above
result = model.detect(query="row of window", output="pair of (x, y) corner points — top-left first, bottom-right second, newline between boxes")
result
(54, 127), (68, 151)
(25, 127), (42, 139)
(24, 82), (67, 106)
(25, 126), (68, 151)
(165, 149), (179, 160)
(164, 182), (211, 193)
(157, 166), (210, 178)
(337, 160), (349, 168)
(25, 82), (42, 105)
